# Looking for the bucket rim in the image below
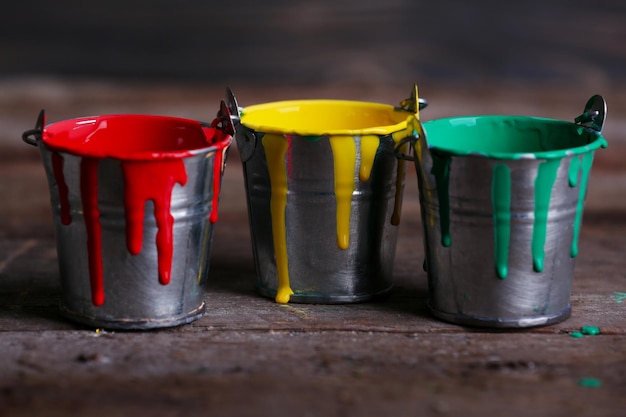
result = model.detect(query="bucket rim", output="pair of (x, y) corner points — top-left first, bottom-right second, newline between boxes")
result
(422, 115), (607, 160)
(41, 114), (232, 160)
(239, 99), (413, 137)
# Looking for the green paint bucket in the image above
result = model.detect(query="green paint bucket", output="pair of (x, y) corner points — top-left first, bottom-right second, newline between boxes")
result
(412, 97), (607, 328)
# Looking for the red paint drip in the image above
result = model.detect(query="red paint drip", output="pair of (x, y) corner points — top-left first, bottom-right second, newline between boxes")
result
(44, 115), (232, 306)
(122, 160), (188, 285)
(80, 158), (105, 306)
(210, 149), (224, 224)
(51, 152), (71, 225)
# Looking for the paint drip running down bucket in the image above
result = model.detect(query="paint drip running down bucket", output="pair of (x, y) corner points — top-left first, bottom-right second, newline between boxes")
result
(22, 105), (233, 329)
(408, 95), (607, 328)
(228, 86), (427, 304)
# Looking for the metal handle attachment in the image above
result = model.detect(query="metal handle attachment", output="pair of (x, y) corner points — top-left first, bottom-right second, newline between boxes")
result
(575, 95), (606, 133)
(226, 87), (258, 163)
(225, 87), (241, 123)
(211, 100), (235, 136)
(22, 109), (46, 147)
(397, 84), (429, 113)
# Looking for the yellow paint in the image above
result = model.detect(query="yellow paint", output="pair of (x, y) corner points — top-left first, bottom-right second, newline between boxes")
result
(261, 134), (293, 304)
(359, 135), (380, 182)
(241, 100), (410, 137)
(329, 135), (357, 250)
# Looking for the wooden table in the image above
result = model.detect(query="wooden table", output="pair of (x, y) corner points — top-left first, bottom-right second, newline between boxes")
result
(0, 82), (625, 416)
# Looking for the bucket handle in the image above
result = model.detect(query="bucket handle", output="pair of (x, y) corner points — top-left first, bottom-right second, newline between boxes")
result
(574, 95), (606, 133)
(210, 100), (236, 136)
(22, 109), (46, 147)
(394, 135), (420, 162)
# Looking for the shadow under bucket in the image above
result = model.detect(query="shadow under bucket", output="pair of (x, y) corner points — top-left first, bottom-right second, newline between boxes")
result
(229, 87), (425, 304)
(23, 108), (233, 329)
(413, 100), (607, 328)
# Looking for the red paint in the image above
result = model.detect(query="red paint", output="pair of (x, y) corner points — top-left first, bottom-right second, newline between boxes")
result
(80, 158), (105, 306)
(42, 115), (232, 306)
(51, 152), (71, 225)
(122, 160), (188, 285)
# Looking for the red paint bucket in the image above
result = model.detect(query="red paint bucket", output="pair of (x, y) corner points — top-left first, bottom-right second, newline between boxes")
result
(23, 106), (233, 329)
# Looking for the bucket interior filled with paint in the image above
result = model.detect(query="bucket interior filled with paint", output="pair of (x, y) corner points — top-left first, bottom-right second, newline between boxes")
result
(233, 89), (423, 304)
(24, 111), (233, 329)
(413, 111), (607, 328)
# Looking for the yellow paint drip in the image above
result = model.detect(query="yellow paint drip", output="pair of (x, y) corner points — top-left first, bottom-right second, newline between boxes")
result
(261, 134), (293, 304)
(359, 135), (380, 182)
(329, 136), (357, 250)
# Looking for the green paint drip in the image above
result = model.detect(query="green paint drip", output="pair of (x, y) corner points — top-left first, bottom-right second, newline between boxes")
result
(431, 153), (452, 247)
(492, 164), (511, 279)
(569, 331), (584, 338)
(532, 159), (561, 273)
(568, 156), (580, 187)
(571, 152), (595, 258)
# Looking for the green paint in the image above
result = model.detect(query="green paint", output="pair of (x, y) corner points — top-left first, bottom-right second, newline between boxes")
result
(492, 164), (511, 279)
(571, 151), (595, 257)
(569, 331), (584, 338)
(422, 116), (607, 160)
(568, 155), (580, 187)
(431, 152), (451, 247)
(532, 159), (561, 273)
(578, 377), (602, 388)
(611, 291), (626, 303)
(581, 325), (601, 335)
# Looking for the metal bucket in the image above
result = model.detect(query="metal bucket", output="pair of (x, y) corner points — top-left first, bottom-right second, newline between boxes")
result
(227, 87), (426, 304)
(410, 96), (608, 328)
(22, 105), (234, 329)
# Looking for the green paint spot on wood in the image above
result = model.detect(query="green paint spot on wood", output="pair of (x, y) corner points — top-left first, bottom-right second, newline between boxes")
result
(569, 331), (584, 338)
(611, 291), (626, 303)
(532, 159), (561, 272)
(571, 152), (595, 258)
(431, 152), (452, 247)
(578, 377), (602, 388)
(492, 164), (511, 279)
(581, 325), (601, 335)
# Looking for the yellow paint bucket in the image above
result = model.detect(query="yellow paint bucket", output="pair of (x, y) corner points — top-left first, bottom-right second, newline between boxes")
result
(230, 86), (424, 304)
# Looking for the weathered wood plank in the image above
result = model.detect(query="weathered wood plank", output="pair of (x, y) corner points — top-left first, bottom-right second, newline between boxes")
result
(0, 331), (624, 417)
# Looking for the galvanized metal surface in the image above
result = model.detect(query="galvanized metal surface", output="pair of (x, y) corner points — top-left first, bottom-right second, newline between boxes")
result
(240, 132), (401, 303)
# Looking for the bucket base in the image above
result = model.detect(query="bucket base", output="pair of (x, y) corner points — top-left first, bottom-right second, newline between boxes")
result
(257, 285), (393, 304)
(428, 303), (571, 328)
(59, 302), (206, 330)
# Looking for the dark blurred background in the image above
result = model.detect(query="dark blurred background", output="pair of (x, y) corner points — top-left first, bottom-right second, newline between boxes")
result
(1, 0), (624, 89)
